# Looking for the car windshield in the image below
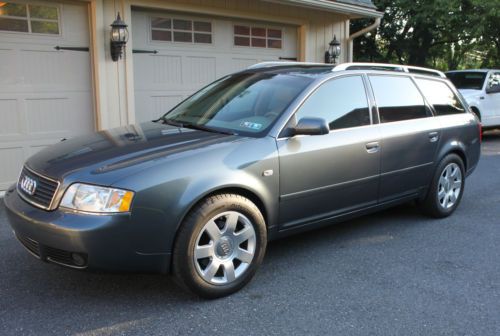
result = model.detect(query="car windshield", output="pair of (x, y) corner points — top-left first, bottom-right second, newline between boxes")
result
(161, 72), (313, 136)
(447, 72), (487, 90)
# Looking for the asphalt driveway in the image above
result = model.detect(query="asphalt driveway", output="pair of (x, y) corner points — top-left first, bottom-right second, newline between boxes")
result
(1, 131), (499, 336)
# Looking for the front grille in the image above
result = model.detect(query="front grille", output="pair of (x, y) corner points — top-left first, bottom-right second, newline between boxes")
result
(16, 234), (41, 258)
(18, 166), (59, 210)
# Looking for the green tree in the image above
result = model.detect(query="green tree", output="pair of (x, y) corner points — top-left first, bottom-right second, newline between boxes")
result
(351, 0), (500, 70)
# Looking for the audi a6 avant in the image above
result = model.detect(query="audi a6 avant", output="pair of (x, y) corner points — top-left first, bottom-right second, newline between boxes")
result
(4, 62), (481, 298)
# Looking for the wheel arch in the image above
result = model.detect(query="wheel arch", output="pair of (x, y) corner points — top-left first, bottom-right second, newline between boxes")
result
(470, 106), (481, 121)
(437, 143), (468, 171)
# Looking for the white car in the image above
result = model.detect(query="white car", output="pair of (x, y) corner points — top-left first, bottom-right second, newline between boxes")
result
(446, 70), (500, 128)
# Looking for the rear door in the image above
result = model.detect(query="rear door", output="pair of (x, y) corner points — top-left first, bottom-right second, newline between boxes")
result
(368, 75), (440, 202)
(277, 75), (380, 228)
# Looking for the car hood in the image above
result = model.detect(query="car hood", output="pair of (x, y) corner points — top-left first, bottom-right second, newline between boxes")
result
(458, 89), (482, 98)
(26, 122), (241, 184)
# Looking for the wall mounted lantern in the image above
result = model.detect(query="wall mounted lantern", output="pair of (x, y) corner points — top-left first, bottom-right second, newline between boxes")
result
(324, 35), (341, 64)
(110, 12), (129, 61)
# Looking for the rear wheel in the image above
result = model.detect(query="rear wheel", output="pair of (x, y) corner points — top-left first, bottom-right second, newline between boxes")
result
(419, 154), (465, 218)
(172, 194), (267, 298)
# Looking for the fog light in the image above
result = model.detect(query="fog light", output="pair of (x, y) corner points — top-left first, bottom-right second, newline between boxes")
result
(71, 253), (86, 267)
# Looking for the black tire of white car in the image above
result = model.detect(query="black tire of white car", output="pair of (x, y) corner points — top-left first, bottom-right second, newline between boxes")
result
(172, 194), (267, 299)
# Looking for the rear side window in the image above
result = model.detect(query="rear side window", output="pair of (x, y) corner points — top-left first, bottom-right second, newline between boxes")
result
(415, 78), (466, 115)
(369, 75), (431, 123)
(296, 75), (370, 130)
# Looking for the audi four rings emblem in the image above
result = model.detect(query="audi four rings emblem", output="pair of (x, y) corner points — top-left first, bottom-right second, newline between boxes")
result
(20, 175), (37, 195)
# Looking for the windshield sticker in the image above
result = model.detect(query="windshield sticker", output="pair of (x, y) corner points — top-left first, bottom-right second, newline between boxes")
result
(240, 121), (263, 130)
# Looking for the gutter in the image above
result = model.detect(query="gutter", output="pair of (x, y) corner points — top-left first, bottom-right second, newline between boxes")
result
(263, 0), (383, 18)
(348, 17), (381, 41)
(347, 17), (381, 61)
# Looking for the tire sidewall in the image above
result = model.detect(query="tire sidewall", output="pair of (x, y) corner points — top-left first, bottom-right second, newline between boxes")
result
(174, 195), (267, 298)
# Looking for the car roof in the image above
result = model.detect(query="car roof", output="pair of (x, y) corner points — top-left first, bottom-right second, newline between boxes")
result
(446, 69), (498, 74)
(247, 62), (447, 79)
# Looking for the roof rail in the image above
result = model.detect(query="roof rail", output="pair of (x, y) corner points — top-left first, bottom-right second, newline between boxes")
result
(247, 61), (333, 69)
(334, 62), (446, 78)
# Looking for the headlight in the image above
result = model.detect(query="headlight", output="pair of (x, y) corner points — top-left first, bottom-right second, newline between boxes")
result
(60, 183), (134, 213)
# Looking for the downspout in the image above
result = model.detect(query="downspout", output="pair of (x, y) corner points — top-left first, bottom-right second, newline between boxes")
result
(347, 17), (381, 62)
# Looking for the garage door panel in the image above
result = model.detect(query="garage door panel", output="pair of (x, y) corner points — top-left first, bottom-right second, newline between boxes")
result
(185, 56), (216, 87)
(0, 2), (93, 190)
(18, 48), (90, 89)
(133, 9), (298, 123)
(0, 147), (24, 190)
(0, 99), (20, 136)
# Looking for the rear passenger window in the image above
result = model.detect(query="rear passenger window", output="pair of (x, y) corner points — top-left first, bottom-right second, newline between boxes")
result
(415, 78), (465, 115)
(296, 76), (370, 130)
(369, 75), (431, 123)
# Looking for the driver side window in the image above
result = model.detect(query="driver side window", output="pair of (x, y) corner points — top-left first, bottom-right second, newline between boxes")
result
(295, 76), (371, 130)
(487, 72), (500, 91)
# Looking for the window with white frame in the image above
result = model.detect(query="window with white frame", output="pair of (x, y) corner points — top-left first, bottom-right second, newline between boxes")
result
(233, 25), (282, 49)
(151, 17), (212, 44)
(0, 2), (59, 34)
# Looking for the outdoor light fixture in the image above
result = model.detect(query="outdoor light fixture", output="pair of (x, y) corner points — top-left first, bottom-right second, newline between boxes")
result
(110, 12), (129, 62)
(324, 35), (341, 64)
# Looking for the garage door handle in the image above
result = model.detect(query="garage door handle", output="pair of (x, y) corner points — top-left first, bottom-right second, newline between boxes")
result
(54, 46), (89, 52)
(279, 57), (297, 61)
(133, 49), (158, 54)
(365, 142), (380, 153)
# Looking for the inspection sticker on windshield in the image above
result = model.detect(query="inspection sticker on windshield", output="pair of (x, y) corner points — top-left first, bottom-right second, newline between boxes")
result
(240, 121), (263, 130)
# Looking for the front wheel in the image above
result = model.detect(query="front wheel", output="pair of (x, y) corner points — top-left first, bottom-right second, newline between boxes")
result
(419, 154), (465, 218)
(172, 194), (267, 298)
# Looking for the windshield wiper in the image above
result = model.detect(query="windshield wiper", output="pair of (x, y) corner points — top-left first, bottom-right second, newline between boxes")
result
(181, 122), (238, 136)
(156, 117), (183, 127)
(157, 117), (237, 136)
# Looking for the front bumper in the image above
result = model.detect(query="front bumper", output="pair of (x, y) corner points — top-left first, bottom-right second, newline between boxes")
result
(3, 185), (170, 273)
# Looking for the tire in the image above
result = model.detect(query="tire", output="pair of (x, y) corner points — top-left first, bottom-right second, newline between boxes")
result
(419, 154), (465, 218)
(172, 194), (267, 299)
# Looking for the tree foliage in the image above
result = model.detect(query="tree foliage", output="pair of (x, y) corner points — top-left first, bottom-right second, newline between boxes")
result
(351, 0), (500, 70)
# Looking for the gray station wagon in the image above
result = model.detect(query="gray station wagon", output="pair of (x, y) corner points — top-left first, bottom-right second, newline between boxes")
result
(4, 62), (481, 298)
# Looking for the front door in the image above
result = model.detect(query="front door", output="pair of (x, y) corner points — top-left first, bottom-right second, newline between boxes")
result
(277, 75), (380, 228)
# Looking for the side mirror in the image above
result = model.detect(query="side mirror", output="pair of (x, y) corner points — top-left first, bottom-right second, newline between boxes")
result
(486, 85), (500, 94)
(293, 117), (329, 136)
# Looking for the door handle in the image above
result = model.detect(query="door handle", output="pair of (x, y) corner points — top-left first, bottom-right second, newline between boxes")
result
(365, 142), (380, 153)
(429, 132), (439, 142)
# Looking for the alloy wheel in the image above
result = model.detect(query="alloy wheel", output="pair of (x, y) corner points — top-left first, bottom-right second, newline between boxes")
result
(437, 162), (462, 209)
(194, 211), (256, 285)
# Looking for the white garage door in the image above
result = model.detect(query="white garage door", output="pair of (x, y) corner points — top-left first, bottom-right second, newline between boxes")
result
(0, 1), (94, 190)
(132, 9), (298, 123)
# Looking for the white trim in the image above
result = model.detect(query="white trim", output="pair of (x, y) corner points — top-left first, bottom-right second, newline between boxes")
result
(263, 0), (383, 18)
(0, 191), (5, 198)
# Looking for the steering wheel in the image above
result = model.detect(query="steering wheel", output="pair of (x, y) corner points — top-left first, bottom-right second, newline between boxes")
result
(264, 111), (279, 119)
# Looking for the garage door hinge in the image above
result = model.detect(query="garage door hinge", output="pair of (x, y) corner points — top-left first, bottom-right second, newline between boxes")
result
(132, 49), (158, 54)
(54, 46), (89, 52)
